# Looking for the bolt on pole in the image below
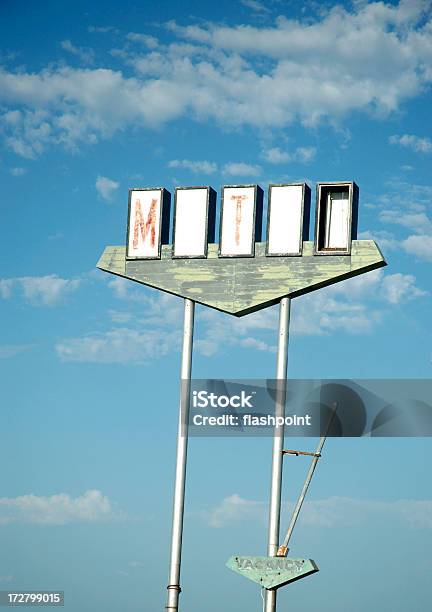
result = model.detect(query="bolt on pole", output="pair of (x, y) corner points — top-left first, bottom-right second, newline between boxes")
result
(166, 298), (195, 611)
(264, 297), (291, 612)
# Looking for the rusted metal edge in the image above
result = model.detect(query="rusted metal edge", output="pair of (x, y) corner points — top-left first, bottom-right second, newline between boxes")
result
(282, 449), (321, 458)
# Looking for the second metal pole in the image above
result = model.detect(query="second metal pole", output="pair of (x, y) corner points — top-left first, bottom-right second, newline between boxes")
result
(166, 298), (195, 611)
(264, 297), (291, 612)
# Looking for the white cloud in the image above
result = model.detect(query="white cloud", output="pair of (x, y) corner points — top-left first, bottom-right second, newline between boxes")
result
(168, 159), (217, 173)
(360, 230), (400, 256)
(126, 33), (159, 49)
(96, 175), (119, 201)
(380, 273), (427, 303)
(292, 291), (381, 335)
(263, 147), (291, 164)
(379, 209), (432, 234)
(296, 146), (316, 162)
(239, 337), (274, 351)
(168, 158), (265, 175)
(328, 269), (426, 305)
(203, 494), (432, 530)
(205, 494), (264, 528)
(10, 166), (26, 176)
(0, 490), (117, 525)
(61, 40), (94, 64)
(108, 310), (134, 324)
(166, 2), (432, 121)
(377, 189), (432, 262)
(289, 269), (426, 335)
(88, 26), (114, 34)
(196, 307), (278, 356)
(57, 285), (184, 363)
(389, 133), (432, 153)
(1, 109), (52, 158)
(56, 327), (180, 364)
(0, 275), (81, 305)
(402, 234), (432, 261)
(263, 146), (316, 164)
(222, 162), (261, 176)
(328, 268), (383, 298)
(1, 2), (431, 156)
(20, 276), (80, 305)
(107, 278), (184, 325)
(240, 0), (270, 13)
(379, 180), (432, 209)
(108, 277), (132, 300)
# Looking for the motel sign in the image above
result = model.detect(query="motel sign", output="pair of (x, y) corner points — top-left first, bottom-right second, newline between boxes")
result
(98, 180), (386, 612)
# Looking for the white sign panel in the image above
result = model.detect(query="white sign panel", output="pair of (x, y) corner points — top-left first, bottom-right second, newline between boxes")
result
(220, 186), (256, 256)
(324, 192), (349, 250)
(127, 189), (163, 259)
(267, 185), (304, 255)
(173, 188), (209, 258)
(315, 182), (356, 255)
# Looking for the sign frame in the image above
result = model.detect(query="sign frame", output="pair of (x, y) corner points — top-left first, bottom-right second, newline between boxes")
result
(125, 187), (171, 261)
(314, 181), (359, 256)
(172, 186), (216, 259)
(218, 184), (264, 259)
(265, 182), (311, 257)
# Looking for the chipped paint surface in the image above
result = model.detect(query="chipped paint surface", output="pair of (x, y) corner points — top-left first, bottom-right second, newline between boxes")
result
(97, 240), (386, 317)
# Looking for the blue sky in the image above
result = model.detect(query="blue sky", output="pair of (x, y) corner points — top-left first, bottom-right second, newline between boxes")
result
(1, 0), (432, 610)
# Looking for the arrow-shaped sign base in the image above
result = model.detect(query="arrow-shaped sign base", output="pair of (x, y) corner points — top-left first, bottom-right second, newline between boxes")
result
(226, 555), (319, 589)
(97, 240), (386, 317)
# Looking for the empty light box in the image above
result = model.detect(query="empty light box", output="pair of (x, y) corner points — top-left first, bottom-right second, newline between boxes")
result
(314, 181), (359, 255)
(173, 187), (216, 258)
(266, 183), (311, 256)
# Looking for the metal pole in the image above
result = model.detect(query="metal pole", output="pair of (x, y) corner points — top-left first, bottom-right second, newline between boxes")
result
(279, 402), (337, 554)
(166, 298), (195, 611)
(264, 297), (291, 612)
(280, 437), (326, 553)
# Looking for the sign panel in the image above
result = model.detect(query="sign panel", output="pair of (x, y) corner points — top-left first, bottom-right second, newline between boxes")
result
(314, 182), (359, 255)
(266, 183), (311, 256)
(219, 185), (263, 257)
(126, 188), (170, 260)
(226, 555), (319, 590)
(173, 187), (216, 258)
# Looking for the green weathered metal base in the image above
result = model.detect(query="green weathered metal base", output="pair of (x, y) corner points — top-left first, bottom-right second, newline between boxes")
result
(226, 555), (319, 589)
(97, 240), (386, 317)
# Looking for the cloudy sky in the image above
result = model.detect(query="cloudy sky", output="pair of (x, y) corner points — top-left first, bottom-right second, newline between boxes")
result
(1, 0), (432, 610)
